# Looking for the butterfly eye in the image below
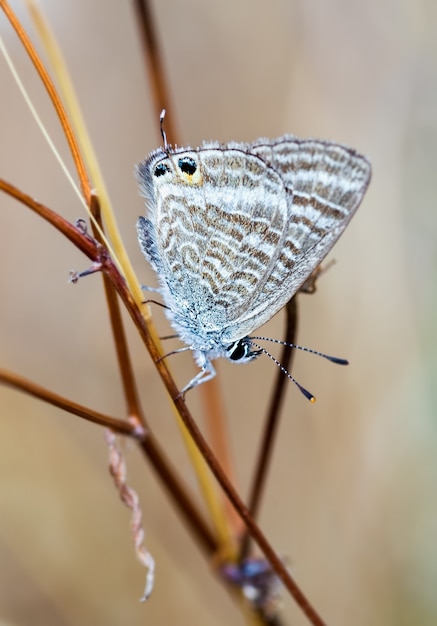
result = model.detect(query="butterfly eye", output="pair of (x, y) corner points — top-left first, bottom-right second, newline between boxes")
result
(178, 157), (197, 176)
(154, 163), (170, 177)
(227, 339), (250, 361)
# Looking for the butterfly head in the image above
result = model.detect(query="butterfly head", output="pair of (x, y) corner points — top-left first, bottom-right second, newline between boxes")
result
(224, 337), (263, 364)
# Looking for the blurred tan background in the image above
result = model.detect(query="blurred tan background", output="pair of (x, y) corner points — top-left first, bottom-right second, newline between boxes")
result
(0, 1), (436, 624)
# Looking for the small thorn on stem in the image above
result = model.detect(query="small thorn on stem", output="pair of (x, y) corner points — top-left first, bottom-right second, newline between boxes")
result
(68, 262), (103, 283)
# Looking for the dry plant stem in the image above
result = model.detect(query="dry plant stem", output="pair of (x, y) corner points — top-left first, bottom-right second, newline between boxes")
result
(2, 29), (219, 594)
(0, 199), (298, 624)
(239, 297), (298, 561)
(105, 429), (155, 601)
(0, 177), (216, 554)
(108, 268), (327, 625)
(8, 110), (320, 626)
(87, 196), (218, 554)
(137, 434), (216, 553)
(101, 269), (144, 424)
(1, 0), (91, 204)
(0, 360), (216, 552)
(0, 368), (139, 436)
(1, 150), (325, 626)
(0, 370), (215, 555)
(0, 183), (325, 622)
(134, 0), (239, 552)
(1, 181), (324, 625)
(0, 179), (96, 256)
(202, 378), (244, 540)
(25, 0), (143, 307)
(1, 6), (327, 618)
(88, 194), (146, 428)
(133, 0), (178, 142)
(167, 395), (327, 626)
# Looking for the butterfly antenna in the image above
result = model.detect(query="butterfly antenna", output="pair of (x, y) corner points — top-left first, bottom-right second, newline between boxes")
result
(251, 341), (316, 403)
(251, 336), (348, 366)
(160, 109), (169, 152)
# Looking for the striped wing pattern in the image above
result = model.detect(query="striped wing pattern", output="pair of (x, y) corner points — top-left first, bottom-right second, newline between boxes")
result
(137, 135), (371, 347)
(222, 137), (371, 339)
(141, 147), (290, 333)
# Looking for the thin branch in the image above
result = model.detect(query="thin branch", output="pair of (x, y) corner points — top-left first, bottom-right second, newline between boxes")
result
(24, 0), (146, 312)
(1, 4), (327, 615)
(106, 263), (327, 624)
(45, 228), (322, 624)
(1, 0), (91, 205)
(165, 387), (327, 626)
(2, 160), (326, 626)
(1, 179), (217, 556)
(0, 364), (217, 552)
(133, 0), (178, 143)
(137, 436), (217, 554)
(0, 179), (97, 258)
(133, 0), (238, 554)
(88, 193), (147, 430)
(239, 297), (298, 560)
(0, 368), (141, 436)
(88, 198), (219, 552)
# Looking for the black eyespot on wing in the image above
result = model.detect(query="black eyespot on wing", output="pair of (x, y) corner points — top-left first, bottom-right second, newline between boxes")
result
(154, 163), (170, 177)
(178, 157), (197, 176)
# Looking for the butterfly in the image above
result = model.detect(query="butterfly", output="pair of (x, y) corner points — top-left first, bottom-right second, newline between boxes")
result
(136, 120), (371, 395)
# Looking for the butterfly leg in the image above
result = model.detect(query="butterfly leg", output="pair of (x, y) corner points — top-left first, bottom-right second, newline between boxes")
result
(68, 262), (103, 283)
(178, 359), (217, 397)
(140, 285), (162, 294)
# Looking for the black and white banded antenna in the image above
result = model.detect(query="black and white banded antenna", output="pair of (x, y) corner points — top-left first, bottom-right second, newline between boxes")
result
(250, 336), (349, 366)
(160, 109), (169, 152)
(250, 336), (349, 403)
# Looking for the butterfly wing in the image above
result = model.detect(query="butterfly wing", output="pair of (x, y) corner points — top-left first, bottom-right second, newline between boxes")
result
(138, 145), (292, 334)
(219, 136), (371, 342)
(137, 137), (371, 344)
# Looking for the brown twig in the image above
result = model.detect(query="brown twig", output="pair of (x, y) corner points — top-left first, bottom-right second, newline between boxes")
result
(165, 389), (327, 626)
(0, 182), (300, 594)
(0, 94), (326, 626)
(1, 0), (91, 205)
(1, 3), (330, 622)
(88, 193), (147, 430)
(71, 209), (326, 624)
(133, 0), (178, 143)
(104, 258), (327, 623)
(134, 0), (241, 549)
(87, 195), (219, 553)
(0, 178), (97, 257)
(239, 297), (298, 560)
(0, 368), (140, 436)
(0, 176), (217, 554)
